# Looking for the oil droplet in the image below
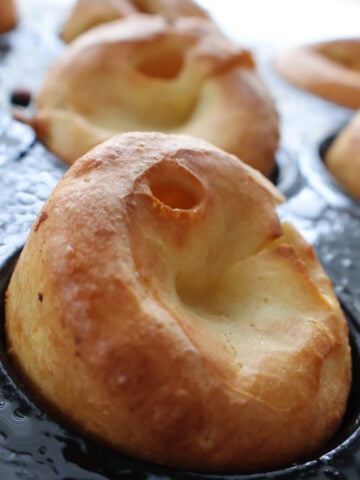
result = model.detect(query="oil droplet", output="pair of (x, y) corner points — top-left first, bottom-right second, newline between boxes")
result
(341, 258), (352, 268)
(324, 467), (346, 479)
(38, 446), (47, 455)
(12, 409), (26, 422)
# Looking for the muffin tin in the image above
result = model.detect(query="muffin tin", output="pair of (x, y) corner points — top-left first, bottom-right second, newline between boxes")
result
(1, 2), (360, 479)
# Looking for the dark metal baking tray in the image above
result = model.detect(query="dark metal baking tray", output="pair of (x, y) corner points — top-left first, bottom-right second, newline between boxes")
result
(0, 2), (360, 479)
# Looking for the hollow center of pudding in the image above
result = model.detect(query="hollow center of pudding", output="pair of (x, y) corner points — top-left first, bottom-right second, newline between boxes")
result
(84, 42), (199, 130)
(136, 47), (185, 80)
(175, 234), (332, 404)
(150, 180), (199, 209)
(145, 160), (205, 210)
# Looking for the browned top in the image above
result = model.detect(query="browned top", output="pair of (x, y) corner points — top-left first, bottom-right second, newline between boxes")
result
(276, 38), (360, 108)
(325, 110), (360, 199)
(6, 133), (350, 472)
(0, 0), (17, 33)
(61, 0), (210, 43)
(20, 14), (278, 176)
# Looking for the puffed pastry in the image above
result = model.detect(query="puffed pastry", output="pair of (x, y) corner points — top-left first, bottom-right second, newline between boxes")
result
(6, 132), (351, 473)
(61, 0), (210, 43)
(0, 0), (18, 33)
(16, 14), (279, 177)
(325, 111), (360, 200)
(276, 38), (360, 108)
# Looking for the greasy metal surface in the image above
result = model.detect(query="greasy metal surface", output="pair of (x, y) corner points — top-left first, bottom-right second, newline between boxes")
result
(0, 2), (360, 479)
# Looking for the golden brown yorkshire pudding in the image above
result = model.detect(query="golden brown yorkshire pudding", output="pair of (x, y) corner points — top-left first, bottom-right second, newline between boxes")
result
(0, 0), (18, 33)
(6, 132), (351, 473)
(16, 14), (279, 177)
(276, 38), (360, 108)
(325, 111), (360, 200)
(61, 0), (210, 43)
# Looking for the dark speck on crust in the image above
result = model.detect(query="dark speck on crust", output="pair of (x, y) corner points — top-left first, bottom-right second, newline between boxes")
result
(38, 293), (43, 303)
(34, 211), (48, 232)
(10, 88), (32, 107)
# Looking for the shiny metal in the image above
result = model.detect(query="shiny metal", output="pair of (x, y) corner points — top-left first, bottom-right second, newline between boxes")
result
(0, 1), (360, 479)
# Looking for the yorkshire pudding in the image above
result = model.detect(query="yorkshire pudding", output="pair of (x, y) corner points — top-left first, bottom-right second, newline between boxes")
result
(276, 38), (360, 108)
(61, 0), (209, 43)
(17, 14), (279, 177)
(0, 0), (17, 33)
(325, 111), (360, 200)
(6, 132), (351, 473)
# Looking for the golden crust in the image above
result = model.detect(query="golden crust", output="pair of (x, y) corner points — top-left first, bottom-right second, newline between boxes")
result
(18, 14), (279, 177)
(0, 0), (17, 33)
(61, 0), (210, 43)
(6, 133), (351, 473)
(325, 111), (360, 200)
(275, 38), (360, 108)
